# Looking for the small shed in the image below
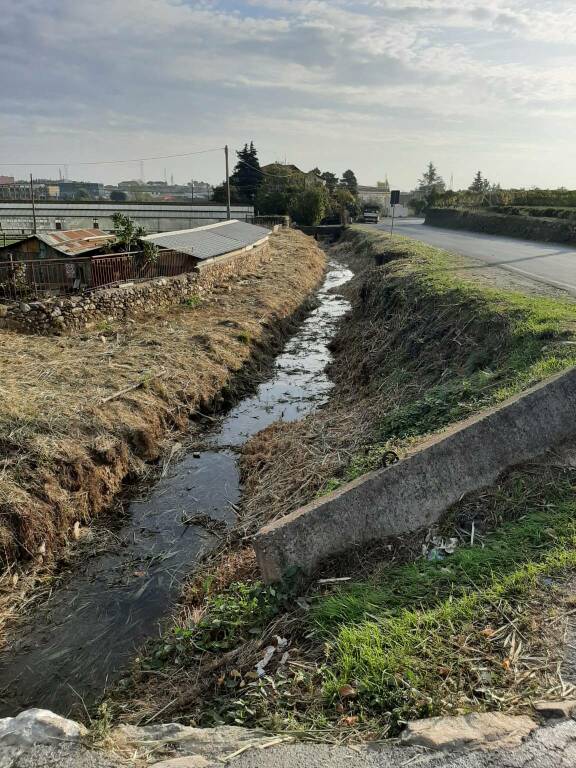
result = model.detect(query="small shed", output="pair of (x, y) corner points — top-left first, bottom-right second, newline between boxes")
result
(0, 229), (115, 262)
(141, 219), (271, 266)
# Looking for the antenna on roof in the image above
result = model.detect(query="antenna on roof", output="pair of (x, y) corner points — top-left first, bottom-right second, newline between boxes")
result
(140, 160), (145, 183)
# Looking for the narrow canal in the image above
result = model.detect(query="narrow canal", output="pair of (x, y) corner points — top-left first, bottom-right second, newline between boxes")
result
(0, 261), (352, 718)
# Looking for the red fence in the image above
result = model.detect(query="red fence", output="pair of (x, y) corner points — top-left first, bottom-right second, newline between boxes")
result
(0, 250), (196, 301)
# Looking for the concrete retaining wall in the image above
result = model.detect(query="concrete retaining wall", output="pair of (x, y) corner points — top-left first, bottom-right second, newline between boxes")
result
(254, 366), (576, 582)
(0, 242), (270, 335)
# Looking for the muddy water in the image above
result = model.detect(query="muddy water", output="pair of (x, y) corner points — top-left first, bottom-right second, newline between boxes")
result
(0, 262), (352, 718)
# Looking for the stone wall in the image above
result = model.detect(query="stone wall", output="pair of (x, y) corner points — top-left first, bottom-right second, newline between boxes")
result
(0, 242), (270, 335)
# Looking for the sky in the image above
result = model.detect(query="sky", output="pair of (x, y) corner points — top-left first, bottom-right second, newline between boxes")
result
(1, 0), (575, 190)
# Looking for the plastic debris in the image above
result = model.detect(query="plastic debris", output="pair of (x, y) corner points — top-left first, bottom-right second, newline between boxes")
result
(424, 535), (459, 561)
(256, 645), (276, 677)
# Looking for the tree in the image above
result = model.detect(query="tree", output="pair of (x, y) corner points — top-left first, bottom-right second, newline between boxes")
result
(469, 171), (490, 193)
(415, 162), (445, 210)
(332, 187), (360, 219)
(254, 164), (302, 215)
(256, 188), (292, 216)
(211, 182), (243, 205)
(110, 190), (127, 202)
(112, 212), (146, 249)
(320, 171), (338, 195)
(418, 162), (445, 195)
(110, 212), (156, 261)
(289, 187), (329, 226)
(341, 169), (358, 196)
(230, 141), (263, 204)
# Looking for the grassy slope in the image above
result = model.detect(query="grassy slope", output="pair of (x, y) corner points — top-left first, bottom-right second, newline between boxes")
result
(116, 228), (576, 736)
(320, 228), (576, 489)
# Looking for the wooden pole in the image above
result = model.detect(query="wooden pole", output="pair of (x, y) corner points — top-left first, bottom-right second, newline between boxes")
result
(29, 174), (37, 234)
(225, 145), (231, 220)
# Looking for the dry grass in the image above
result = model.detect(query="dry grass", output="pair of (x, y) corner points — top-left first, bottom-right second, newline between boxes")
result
(0, 229), (326, 638)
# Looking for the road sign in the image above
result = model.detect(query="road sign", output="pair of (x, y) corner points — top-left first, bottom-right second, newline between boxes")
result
(390, 190), (400, 205)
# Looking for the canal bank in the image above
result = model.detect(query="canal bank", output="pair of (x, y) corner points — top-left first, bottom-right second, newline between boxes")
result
(116, 227), (576, 739)
(0, 251), (349, 718)
(0, 229), (326, 713)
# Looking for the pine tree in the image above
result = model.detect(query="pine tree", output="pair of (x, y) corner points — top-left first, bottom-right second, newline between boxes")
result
(469, 171), (490, 193)
(341, 169), (358, 196)
(418, 162), (445, 194)
(230, 142), (263, 203)
(321, 171), (338, 195)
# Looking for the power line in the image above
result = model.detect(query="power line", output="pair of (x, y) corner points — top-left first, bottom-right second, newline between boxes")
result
(0, 147), (224, 168)
(235, 158), (301, 179)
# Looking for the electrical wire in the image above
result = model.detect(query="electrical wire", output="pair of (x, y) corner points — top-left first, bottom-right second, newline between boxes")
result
(234, 158), (307, 179)
(0, 147), (224, 167)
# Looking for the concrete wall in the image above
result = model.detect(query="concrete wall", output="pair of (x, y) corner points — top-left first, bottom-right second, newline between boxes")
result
(254, 366), (576, 582)
(0, 242), (270, 335)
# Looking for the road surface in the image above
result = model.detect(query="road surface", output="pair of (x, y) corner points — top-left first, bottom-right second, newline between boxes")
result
(373, 218), (576, 296)
(9, 720), (576, 767)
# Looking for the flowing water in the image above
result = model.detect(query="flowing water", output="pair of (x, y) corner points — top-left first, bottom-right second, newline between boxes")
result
(0, 262), (352, 718)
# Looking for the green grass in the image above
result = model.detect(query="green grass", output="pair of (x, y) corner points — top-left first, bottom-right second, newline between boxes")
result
(320, 229), (576, 491)
(237, 330), (252, 344)
(182, 295), (201, 309)
(312, 468), (576, 727)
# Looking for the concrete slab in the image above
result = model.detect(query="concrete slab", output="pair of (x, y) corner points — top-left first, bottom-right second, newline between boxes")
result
(255, 366), (576, 581)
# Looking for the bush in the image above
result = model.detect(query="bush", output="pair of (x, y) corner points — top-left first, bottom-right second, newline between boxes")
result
(289, 187), (329, 226)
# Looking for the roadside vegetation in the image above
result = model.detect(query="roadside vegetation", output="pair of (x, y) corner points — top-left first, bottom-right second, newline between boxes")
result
(212, 141), (360, 225)
(112, 227), (576, 738)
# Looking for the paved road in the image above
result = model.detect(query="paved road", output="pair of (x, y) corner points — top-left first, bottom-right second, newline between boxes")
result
(7, 720), (576, 767)
(373, 218), (576, 295)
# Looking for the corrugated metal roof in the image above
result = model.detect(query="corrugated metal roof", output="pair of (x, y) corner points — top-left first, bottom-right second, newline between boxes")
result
(37, 228), (116, 255)
(142, 220), (270, 261)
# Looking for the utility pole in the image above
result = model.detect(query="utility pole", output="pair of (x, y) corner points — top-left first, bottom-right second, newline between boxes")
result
(224, 145), (231, 220)
(29, 174), (37, 234)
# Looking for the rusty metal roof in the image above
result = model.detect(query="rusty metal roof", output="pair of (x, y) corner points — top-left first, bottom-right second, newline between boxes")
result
(37, 228), (116, 256)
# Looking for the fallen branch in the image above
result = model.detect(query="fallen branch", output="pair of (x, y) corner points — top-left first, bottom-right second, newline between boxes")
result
(100, 371), (166, 405)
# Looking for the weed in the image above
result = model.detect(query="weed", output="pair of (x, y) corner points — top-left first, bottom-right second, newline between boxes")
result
(183, 295), (201, 309)
(96, 320), (114, 333)
(237, 330), (252, 344)
(146, 579), (295, 667)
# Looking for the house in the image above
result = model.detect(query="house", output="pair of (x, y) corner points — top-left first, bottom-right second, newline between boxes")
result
(260, 164), (325, 191)
(0, 228), (116, 261)
(358, 184), (392, 213)
(141, 219), (271, 267)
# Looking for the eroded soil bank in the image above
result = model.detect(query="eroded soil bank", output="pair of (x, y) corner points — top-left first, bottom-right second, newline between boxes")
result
(0, 241), (351, 718)
(0, 229), (325, 643)
(113, 228), (576, 739)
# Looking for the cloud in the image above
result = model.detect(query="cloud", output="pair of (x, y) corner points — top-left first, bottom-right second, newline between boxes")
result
(1, 0), (576, 187)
